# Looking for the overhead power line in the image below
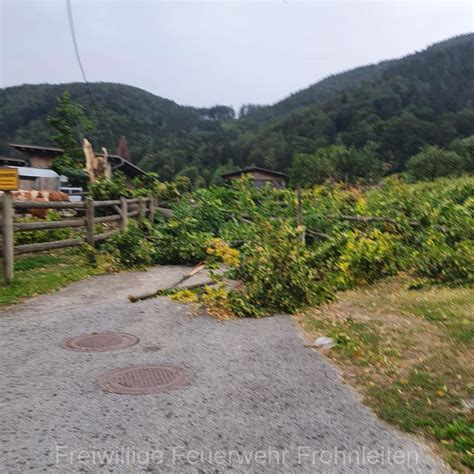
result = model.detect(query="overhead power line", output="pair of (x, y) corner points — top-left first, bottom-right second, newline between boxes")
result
(65, 0), (105, 144)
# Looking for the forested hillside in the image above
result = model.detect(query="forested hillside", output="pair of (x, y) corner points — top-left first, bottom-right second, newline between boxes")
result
(239, 34), (473, 128)
(0, 82), (236, 184)
(232, 33), (474, 174)
(1, 33), (473, 184)
(238, 62), (392, 126)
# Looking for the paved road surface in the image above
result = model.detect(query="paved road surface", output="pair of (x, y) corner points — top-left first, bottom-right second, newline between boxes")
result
(0, 266), (446, 473)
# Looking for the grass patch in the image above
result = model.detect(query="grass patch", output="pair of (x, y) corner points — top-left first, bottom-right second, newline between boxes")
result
(0, 249), (100, 307)
(300, 277), (474, 472)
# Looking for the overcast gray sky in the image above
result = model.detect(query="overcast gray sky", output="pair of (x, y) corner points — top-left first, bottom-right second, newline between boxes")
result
(1, 0), (473, 110)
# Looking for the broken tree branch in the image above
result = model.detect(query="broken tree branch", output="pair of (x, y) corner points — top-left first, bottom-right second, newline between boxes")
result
(128, 263), (206, 302)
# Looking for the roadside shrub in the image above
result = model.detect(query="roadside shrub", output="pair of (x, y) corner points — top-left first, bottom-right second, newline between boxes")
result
(80, 244), (121, 273)
(14, 211), (72, 245)
(153, 220), (213, 264)
(100, 221), (157, 269)
(153, 189), (228, 264)
(154, 176), (473, 317)
(226, 219), (333, 317)
(83, 175), (473, 316)
(412, 238), (473, 284)
(336, 229), (401, 287)
(206, 238), (239, 267)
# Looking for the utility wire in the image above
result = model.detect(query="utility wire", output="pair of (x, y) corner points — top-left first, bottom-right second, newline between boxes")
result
(65, 0), (106, 144)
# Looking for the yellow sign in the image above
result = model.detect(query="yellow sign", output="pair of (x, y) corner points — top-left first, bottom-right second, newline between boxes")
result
(0, 168), (19, 191)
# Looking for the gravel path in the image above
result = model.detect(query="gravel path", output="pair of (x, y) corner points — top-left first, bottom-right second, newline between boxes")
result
(0, 266), (446, 473)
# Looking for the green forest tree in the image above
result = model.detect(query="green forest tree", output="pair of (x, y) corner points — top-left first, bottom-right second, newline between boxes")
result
(450, 135), (474, 172)
(289, 152), (334, 187)
(47, 90), (94, 185)
(406, 145), (463, 180)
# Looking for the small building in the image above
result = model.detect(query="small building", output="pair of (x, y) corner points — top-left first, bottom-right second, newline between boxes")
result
(221, 167), (287, 189)
(2, 166), (60, 191)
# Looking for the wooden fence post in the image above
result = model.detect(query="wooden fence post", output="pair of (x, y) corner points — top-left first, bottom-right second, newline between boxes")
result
(137, 197), (144, 225)
(85, 197), (95, 246)
(149, 196), (155, 222)
(1, 191), (14, 283)
(120, 197), (128, 232)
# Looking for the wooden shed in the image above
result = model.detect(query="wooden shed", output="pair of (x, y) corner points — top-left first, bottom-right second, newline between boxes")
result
(221, 167), (287, 189)
(6, 166), (60, 191)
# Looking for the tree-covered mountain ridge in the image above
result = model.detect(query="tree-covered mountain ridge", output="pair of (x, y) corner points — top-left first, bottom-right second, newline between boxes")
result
(1, 32), (473, 184)
(239, 33), (474, 126)
(234, 32), (474, 176)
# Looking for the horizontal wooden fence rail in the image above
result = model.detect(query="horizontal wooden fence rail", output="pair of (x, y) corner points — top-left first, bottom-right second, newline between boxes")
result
(13, 200), (86, 209)
(93, 199), (120, 207)
(1, 194), (155, 283)
(15, 238), (85, 255)
(14, 218), (86, 231)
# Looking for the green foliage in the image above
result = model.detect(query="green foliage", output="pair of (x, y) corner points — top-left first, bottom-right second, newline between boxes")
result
(412, 238), (473, 284)
(236, 34), (474, 175)
(290, 143), (385, 185)
(88, 171), (132, 200)
(228, 219), (333, 317)
(152, 188), (228, 264)
(47, 90), (93, 186)
(88, 170), (185, 204)
(173, 175), (192, 194)
(289, 152), (334, 186)
(151, 176), (473, 317)
(336, 229), (401, 287)
(6, 175), (473, 321)
(99, 220), (157, 269)
(450, 134), (474, 172)
(14, 211), (72, 245)
(406, 145), (464, 180)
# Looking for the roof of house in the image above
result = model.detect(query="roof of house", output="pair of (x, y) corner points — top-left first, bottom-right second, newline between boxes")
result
(9, 143), (146, 178)
(9, 143), (64, 157)
(106, 154), (146, 178)
(6, 166), (59, 178)
(221, 167), (287, 180)
(0, 156), (28, 167)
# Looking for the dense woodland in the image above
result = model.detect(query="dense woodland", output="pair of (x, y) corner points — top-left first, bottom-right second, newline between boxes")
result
(0, 33), (473, 185)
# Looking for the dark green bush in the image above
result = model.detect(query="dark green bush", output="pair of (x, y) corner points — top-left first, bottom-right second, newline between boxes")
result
(406, 146), (464, 180)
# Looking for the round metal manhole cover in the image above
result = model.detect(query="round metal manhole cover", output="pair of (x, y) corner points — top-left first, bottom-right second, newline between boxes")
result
(61, 333), (139, 352)
(98, 364), (190, 395)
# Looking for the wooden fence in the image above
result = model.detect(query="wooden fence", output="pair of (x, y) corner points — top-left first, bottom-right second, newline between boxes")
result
(1, 194), (155, 283)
